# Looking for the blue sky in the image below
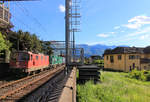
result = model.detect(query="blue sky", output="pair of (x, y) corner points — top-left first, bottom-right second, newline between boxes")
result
(9, 0), (150, 47)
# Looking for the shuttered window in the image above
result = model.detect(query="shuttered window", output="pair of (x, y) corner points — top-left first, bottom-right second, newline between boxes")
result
(110, 56), (114, 63)
(118, 55), (122, 60)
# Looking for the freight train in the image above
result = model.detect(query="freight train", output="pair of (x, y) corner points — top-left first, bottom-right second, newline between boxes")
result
(9, 51), (65, 74)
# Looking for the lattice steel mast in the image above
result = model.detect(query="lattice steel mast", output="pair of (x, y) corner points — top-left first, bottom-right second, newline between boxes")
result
(65, 0), (70, 73)
(65, 0), (81, 73)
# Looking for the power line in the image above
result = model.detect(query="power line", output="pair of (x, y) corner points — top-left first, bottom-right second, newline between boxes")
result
(10, 3), (37, 32)
(14, 2), (48, 34)
(11, 14), (36, 32)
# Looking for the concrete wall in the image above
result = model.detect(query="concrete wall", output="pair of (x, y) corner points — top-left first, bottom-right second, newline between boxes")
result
(58, 68), (76, 102)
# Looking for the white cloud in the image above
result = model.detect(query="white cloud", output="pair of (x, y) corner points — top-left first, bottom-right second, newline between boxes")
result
(124, 16), (150, 29)
(86, 42), (105, 46)
(127, 26), (150, 37)
(124, 23), (141, 29)
(96, 32), (116, 38)
(114, 26), (120, 29)
(139, 34), (149, 40)
(110, 32), (115, 34)
(59, 5), (65, 13)
(97, 34), (109, 38)
(121, 31), (125, 32)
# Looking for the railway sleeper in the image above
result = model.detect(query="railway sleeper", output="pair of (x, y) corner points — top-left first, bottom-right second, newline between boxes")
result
(0, 67), (64, 101)
(19, 68), (68, 102)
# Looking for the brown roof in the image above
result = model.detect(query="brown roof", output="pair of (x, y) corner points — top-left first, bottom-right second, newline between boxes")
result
(104, 47), (144, 54)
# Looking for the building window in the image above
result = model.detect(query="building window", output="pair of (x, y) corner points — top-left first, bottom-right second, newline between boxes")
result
(129, 55), (135, 60)
(144, 66), (147, 70)
(129, 56), (131, 59)
(45, 56), (47, 60)
(36, 56), (38, 60)
(118, 55), (122, 60)
(41, 56), (43, 60)
(129, 66), (132, 71)
(133, 63), (135, 69)
(136, 55), (140, 59)
(110, 56), (114, 63)
(106, 56), (109, 60)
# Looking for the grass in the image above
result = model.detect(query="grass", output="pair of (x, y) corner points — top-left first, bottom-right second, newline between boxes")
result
(93, 60), (104, 67)
(77, 71), (150, 102)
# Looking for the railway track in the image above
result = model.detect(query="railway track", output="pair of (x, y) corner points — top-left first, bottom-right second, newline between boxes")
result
(0, 65), (65, 102)
(22, 68), (70, 102)
(0, 75), (25, 87)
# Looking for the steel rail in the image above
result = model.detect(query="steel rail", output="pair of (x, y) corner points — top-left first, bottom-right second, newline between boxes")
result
(0, 65), (63, 89)
(0, 70), (46, 89)
(0, 65), (65, 100)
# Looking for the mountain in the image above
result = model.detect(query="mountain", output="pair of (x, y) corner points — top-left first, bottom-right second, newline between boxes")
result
(77, 44), (128, 57)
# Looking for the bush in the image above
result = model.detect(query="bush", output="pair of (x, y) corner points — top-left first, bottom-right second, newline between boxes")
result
(93, 60), (104, 67)
(93, 60), (103, 64)
(144, 71), (150, 81)
(129, 69), (150, 81)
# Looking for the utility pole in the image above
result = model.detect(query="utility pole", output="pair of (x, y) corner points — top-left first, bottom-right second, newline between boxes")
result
(17, 39), (19, 51)
(73, 29), (75, 62)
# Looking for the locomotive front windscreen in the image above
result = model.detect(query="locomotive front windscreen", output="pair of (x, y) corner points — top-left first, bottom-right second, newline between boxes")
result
(18, 53), (29, 61)
(11, 52), (29, 61)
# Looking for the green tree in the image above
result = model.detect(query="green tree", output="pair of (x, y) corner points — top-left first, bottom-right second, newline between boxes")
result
(10, 30), (42, 53)
(17, 30), (30, 51)
(0, 32), (12, 62)
(7, 29), (48, 54)
(0, 32), (8, 54)
(22, 31), (32, 51)
(41, 41), (53, 55)
(31, 34), (42, 53)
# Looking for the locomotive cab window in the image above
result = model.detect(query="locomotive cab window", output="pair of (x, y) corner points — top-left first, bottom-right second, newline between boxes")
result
(41, 56), (43, 60)
(45, 56), (47, 60)
(18, 53), (29, 61)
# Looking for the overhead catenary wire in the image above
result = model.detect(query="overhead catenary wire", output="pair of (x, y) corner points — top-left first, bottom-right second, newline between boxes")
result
(11, 14), (36, 32)
(11, 1), (48, 34)
(10, 2), (37, 32)
(17, 2), (47, 32)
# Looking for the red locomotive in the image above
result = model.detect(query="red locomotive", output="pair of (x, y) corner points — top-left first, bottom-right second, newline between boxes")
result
(9, 51), (49, 74)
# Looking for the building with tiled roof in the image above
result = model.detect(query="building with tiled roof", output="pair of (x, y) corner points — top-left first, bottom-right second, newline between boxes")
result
(104, 46), (150, 72)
